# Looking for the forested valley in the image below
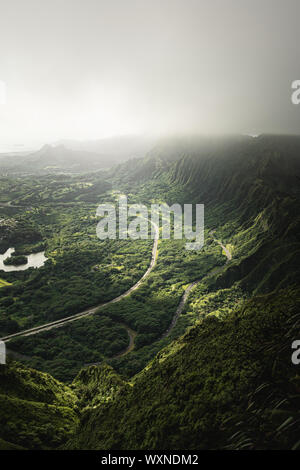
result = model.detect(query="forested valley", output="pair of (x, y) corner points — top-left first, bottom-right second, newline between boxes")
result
(0, 134), (299, 449)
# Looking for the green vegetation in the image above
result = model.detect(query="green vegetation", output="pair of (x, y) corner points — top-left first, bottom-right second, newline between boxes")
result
(4, 254), (27, 266)
(67, 286), (300, 450)
(71, 363), (127, 410)
(10, 316), (130, 381)
(0, 360), (78, 449)
(0, 278), (11, 288)
(0, 203), (151, 336)
(8, 235), (222, 380)
(0, 134), (300, 449)
(0, 360), (126, 449)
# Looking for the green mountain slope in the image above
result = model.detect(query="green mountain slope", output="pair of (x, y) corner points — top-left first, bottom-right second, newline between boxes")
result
(67, 286), (300, 450)
(0, 360), (78, 449)
(1, 134), (300, 450)
(0, 360), (126, 449)
(65, 135), (300, 449)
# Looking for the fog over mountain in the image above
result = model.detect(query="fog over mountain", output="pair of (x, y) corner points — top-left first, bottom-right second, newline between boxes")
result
(0, 0), (300, 151)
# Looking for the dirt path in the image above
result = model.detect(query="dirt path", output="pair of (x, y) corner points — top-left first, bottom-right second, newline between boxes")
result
(113, 324), (137, 358)
(84, 323), (137, 366)
(162, 231), (232, 337)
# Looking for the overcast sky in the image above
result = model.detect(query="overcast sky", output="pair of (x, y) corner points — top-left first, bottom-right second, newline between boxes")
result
(0, 0), (299, 151)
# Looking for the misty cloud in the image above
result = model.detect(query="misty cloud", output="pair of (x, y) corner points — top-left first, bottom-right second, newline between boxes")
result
(0, 0), (299, 150)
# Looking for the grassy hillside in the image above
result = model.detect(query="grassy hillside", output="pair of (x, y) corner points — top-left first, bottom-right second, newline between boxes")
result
(0, 360), (78, 449)
(0, 360), (126, 449)
(2, 286), (299, 450)
(67, 286), (300, 450)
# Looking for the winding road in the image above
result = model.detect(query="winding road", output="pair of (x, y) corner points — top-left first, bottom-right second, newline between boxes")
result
(1, 225), (232, 361)
(1, 220), (159, 343)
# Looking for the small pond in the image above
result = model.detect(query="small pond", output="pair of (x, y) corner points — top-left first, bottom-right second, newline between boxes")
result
(0, 247), (48, 272)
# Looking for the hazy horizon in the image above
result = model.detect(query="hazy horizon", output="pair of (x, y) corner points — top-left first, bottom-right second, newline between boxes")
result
(4, 130), (300, 156)
(1, 0), (300, 151)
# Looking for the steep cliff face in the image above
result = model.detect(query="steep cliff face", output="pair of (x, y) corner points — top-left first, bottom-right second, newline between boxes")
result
(111, 135), (300, 199)
(113, 135), (300, 294)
